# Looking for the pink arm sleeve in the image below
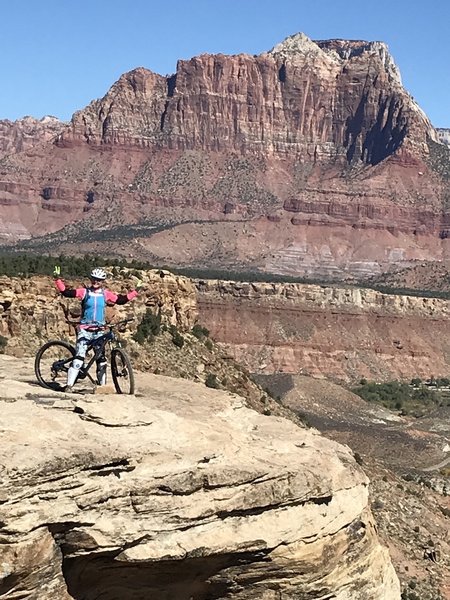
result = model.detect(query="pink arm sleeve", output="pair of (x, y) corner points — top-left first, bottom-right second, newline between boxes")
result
(54, 278), (66, 292)
(54, 279), (86, 299)
(105, 289), (138, 303)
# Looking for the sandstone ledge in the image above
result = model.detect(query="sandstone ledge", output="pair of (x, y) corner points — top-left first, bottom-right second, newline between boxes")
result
(196, 279), (450, 318)
(0, 355), (400, 599)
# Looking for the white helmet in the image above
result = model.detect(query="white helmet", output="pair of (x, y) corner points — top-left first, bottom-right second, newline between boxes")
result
(90, 267), (107, 280)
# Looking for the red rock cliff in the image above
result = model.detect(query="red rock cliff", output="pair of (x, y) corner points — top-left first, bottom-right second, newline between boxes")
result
(0, 116), (65, 158)
(0, 33), (448, 280)
(62, 33), (436, 165)
(196, 278), (450, 383)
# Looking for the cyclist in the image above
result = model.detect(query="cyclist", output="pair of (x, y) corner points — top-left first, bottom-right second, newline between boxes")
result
(53, 266), (143, 392)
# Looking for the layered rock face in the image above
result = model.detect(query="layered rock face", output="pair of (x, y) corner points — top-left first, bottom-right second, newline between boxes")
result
(0, 354), (400, 599)
(2, 270), (450, 385)
(0, 115), (64, 158)
(62, 34), (434, 163)
(0, 33), (448, 278)
(196, 279), (450, 382)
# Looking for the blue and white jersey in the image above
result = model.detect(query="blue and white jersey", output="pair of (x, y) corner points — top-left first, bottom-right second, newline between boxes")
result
(80, 288), (107, 325)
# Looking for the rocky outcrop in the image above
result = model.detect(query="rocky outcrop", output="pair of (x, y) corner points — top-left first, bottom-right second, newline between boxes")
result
(0, 269), (197, 356)
(0, 33), (448, 279)
(196, 279), (450, 382)
(0, 115), (65, 158)
(61, 69), (168, 147)
(61, 33), (435, 165)
(437, 128), (450, 146)
(3, 270), (450, 385)
(0, 354), (400, 599)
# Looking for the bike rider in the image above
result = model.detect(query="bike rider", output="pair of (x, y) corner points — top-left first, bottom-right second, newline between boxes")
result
(53, 266), (143, 392)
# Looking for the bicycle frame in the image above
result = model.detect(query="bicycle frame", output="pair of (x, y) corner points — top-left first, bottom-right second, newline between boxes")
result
(35, 318), (135, 394)
(76, 330), (115, 386)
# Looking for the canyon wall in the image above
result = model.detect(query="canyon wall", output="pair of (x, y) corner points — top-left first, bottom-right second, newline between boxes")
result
(196, 279), (450, 382)
(2, 270), (450, 384)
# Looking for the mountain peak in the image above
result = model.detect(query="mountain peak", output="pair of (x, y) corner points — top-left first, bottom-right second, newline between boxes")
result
(268, 33), (402, 85)
(268, 32), (336, 62)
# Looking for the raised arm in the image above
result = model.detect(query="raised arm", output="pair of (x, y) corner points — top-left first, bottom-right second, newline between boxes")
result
(105, 277), (144, 305)
(53, 266), (86, 299)
(105, 289), (138, 305)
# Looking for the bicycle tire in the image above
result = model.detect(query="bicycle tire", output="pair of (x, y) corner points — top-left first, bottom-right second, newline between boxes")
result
(35, 340), (76, 391)
(111, 348), (135, 394)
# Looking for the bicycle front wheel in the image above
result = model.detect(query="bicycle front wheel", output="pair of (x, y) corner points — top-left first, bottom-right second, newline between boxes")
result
(35, 340), (75, 391)
(111, 348), (135, 394)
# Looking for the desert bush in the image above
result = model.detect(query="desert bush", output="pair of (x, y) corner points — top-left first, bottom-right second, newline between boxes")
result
(169, 325), (184, 348)
(205, 373), (219, 389)
(133, 310), (161, 344)
(191, 323), (210, 339)
(352, 380), (438, 414)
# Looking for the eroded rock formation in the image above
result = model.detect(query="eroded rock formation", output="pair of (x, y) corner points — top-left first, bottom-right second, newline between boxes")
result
(437, 128), (450, 147)
(62, 34), (434, 163)
(0, 33), (448, 279)
(0, 354), (400, 599)
(0, 115), (65, 158)
(196, 278), (450, 382)
(2, 270), (450, 384)
(0, 269), (197, 356)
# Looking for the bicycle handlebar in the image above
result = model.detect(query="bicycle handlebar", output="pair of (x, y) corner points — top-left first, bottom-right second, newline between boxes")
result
(110, 318), (134, 329)
(66, 318), (135, 331)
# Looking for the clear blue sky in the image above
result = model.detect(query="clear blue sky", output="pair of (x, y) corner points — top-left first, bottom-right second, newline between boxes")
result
(1, 0), (448, 127)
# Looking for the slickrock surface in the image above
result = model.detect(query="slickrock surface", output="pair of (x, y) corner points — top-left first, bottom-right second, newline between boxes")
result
(0, 355), (400, 599)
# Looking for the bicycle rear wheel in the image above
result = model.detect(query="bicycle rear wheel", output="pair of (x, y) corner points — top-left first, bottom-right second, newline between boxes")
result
(35, 340), (75, 391)
(111, 348), (135, 394)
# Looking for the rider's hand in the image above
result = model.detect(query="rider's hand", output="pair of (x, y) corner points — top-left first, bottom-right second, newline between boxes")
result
(53, 265), (61, 279)
(133, 277), (144, 292)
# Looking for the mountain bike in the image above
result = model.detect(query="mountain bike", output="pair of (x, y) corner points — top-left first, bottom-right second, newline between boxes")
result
(34, 318), (135, 394)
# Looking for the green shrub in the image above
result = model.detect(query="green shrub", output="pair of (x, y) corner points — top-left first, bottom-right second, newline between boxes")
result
(133, 310), (161, 344)
(0, 252), (155, 278)
(352, 380), (438, 414)
(205, 373), (219, 389)
(0, 334), (7, 353)
(169, 325), (184, 348)
(191, 323), (210, 339)
(353, 452), (364, 466)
